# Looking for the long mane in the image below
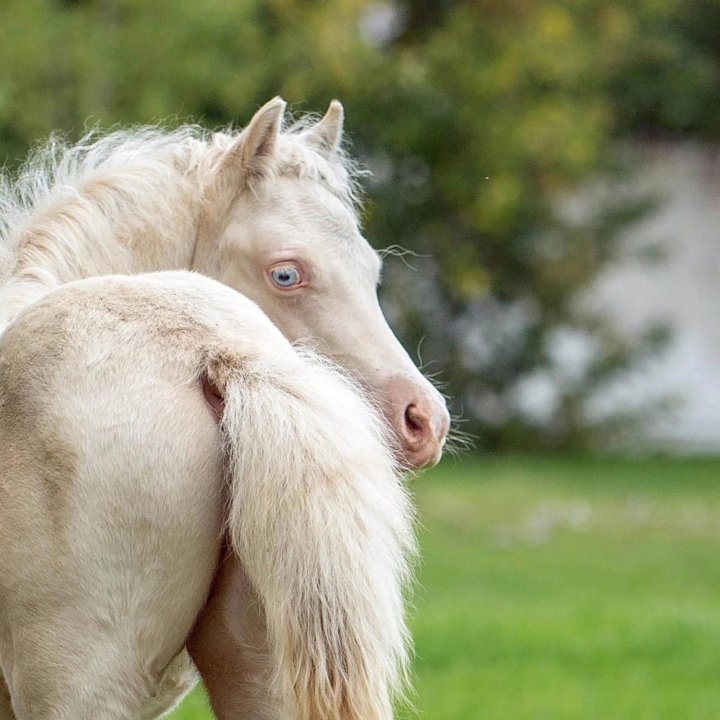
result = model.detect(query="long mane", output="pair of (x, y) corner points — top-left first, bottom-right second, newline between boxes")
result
(0, 115), (364, 286)
(0, 127), (202, 282)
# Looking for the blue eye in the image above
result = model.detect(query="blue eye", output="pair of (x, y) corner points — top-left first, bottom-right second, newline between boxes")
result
(270, 265), (302, 288)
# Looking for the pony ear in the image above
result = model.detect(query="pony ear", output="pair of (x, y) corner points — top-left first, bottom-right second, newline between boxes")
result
(219, 97), (286, 186)
(195, 98), (286, 265)
(305, 100), (344, 156)
(239, 96), (286, 169)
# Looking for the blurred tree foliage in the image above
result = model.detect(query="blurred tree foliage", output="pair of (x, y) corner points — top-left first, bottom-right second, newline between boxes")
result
(0, 0), (717, 448)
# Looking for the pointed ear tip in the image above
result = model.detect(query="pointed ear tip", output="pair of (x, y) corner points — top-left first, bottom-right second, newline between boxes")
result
(328, 99), (344, 115)
(257, 96), (287, 117)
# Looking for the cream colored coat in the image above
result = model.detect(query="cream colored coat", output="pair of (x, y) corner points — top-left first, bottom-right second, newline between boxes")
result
(0, 100), (449, 719)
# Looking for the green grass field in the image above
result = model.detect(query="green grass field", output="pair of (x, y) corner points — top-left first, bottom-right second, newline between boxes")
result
(169, 455), (720, 720)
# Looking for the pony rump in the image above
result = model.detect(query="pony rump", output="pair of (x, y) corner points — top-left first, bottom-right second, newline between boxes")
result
(205, 346), (416, 720)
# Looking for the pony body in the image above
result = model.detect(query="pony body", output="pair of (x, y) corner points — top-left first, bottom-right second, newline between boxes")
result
(0, 99), (446, 718)
(0, 272), (414, 719)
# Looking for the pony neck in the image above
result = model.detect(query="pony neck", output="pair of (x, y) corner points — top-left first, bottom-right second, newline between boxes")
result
(0, 137), (208, 332)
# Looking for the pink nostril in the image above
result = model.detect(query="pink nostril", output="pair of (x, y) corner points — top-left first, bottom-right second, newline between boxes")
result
(376, 373), (449, 468)
(403, 404), (431, 449)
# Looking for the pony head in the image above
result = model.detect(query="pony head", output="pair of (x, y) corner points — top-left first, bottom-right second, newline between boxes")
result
(194, 98), (449, 469)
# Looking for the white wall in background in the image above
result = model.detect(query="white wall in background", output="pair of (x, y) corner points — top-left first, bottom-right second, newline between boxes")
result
(588, 143), (720, 452)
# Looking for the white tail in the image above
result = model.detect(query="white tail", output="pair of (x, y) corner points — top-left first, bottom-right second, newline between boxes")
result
(205, 347), (417, 720)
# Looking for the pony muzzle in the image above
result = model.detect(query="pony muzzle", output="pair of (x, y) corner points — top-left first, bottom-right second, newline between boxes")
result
(379, 376), (450, 470)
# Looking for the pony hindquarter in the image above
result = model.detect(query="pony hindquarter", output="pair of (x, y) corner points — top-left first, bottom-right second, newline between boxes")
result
(0, 271), (415, 720)
(0, 274), (226, 719)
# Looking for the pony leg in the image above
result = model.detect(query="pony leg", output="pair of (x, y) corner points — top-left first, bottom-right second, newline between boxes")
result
(1, 628), (197, 720)
(0, 675), (14, 720)
(8, 624), (150, 720)
(4, 654), (189, 720)
(139, 650), (198, 720)
(188, 553), (288, 720)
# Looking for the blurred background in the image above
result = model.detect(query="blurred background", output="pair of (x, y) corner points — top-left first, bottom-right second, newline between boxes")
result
(2, 1), (719, 718)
